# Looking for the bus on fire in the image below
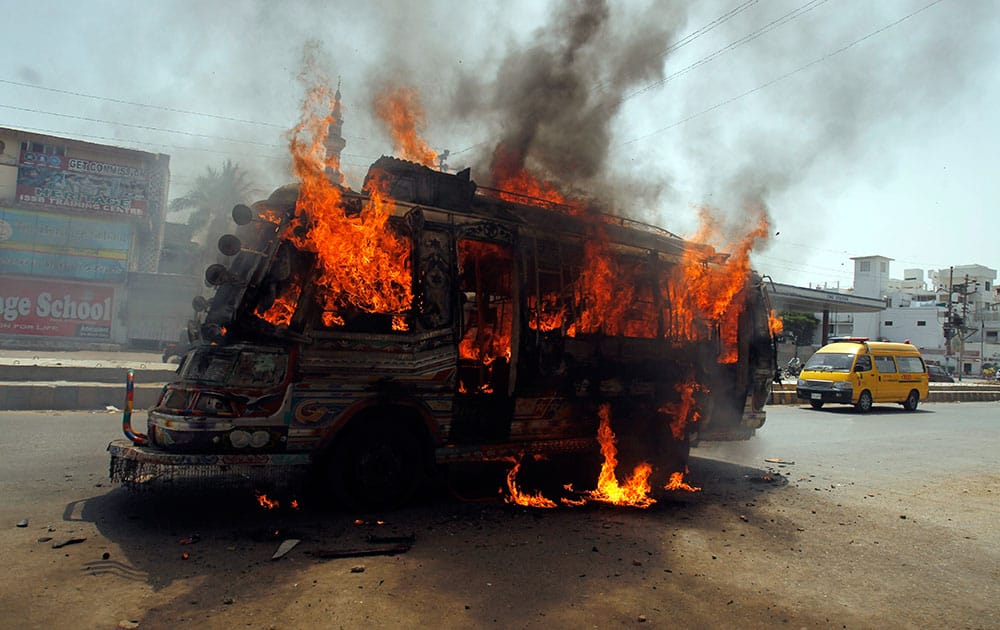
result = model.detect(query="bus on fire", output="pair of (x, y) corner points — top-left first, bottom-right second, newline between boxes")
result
(109, 157), (777, 509)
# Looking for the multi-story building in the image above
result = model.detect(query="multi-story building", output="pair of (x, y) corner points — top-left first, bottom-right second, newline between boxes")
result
(0, 127), (193, 349)
(812, 256), (999, 377)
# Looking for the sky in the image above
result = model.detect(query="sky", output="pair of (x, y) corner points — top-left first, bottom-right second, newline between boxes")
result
(2, 0), (997, 290)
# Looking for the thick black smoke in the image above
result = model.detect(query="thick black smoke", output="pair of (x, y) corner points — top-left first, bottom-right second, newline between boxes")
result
(452, 0), (686, 204)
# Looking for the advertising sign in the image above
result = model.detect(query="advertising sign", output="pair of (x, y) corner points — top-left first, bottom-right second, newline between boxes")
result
(0, 207), (131, 281)
(0, 277), (115, 339)
(16, 150), (148, 217)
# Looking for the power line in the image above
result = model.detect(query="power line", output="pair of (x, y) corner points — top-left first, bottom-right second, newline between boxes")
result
(619, 0), (830, 103)
(592, 0), (761, 94)
(0, 77), (287, 129)
(6, 123), (290, 161)
(0, 103), (284, 149)
(617, 0), (948, 148)
(0, 77), (372, 143)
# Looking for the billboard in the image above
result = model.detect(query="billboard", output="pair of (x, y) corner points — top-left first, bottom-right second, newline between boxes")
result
(0, 207), (131, 281)
(0, 277), (115, 339)
(16, 150), (149, 217)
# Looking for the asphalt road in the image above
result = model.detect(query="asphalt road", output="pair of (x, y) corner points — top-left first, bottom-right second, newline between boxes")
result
(0, 403), (997, 629)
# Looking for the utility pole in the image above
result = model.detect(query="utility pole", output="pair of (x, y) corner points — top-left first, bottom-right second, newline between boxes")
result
(945, 272), (981, 382)
(945, 267), (954, 375)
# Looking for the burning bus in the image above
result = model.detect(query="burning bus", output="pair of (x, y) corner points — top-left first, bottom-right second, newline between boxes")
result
(109, 156), (777, 509)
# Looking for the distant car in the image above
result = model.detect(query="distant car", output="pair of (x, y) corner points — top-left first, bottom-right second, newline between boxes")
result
(927, 365), (954, 383)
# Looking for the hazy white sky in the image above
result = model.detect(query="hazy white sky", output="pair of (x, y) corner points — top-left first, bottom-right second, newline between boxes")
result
(2, 0), (997, 289)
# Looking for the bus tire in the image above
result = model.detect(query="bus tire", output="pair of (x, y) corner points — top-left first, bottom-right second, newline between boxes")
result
(854, 390), (873, 413)
(327, 421), (421, 511)
(902, 390), (920, 411)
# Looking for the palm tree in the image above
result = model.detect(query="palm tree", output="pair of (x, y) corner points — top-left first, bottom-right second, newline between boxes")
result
(169, 160), (255, 268)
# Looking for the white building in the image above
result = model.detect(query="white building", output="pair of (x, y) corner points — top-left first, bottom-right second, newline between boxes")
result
(819, 256), (1000, 376)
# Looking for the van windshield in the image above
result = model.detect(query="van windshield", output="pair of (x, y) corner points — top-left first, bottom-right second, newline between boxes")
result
(804, 352), (855, 372)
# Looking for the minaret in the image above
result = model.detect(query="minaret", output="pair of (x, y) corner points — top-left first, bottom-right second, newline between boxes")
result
(324, 78), (346, 184)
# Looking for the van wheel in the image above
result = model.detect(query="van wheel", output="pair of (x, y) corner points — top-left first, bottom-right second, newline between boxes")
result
(809, 401), (824, 409)
(326, 422), (421, 511)
(902, 390), (920, 411)
(854, 390), (873, 413)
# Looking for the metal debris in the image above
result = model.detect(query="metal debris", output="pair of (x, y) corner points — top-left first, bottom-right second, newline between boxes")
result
(366, 533), (416, 545)
(271, 539), (301, 560)
(52, 537), (87, 549)
(307, 543), (412, 559)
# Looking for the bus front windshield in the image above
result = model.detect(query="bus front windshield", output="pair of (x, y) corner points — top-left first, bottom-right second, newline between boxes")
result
(182, 347), (288, 388)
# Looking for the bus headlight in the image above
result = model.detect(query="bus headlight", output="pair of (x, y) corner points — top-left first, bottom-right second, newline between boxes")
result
(833, 381), (852, 390)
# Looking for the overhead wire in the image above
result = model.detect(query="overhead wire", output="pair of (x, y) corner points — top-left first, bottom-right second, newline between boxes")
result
(618, 0), (830, 103)
(591, 0), (761, 95)
(617, 0), (949, 147)
(0, 77), (287, 128)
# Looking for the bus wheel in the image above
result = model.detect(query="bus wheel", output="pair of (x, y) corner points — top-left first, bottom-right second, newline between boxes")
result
(328, 423), (420, 511)
(854, 390), (873, 413)
(809, 400), (824, 409)
(902, 390), (920, 411)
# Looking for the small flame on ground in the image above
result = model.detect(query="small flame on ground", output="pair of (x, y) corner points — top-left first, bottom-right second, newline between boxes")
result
(502, 455), (557, 509)
(664, 470), (701, 493)
(584, 404), (656, 508)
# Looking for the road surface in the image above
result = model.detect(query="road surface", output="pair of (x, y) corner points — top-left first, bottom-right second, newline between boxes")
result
(0, 403), (997, 628)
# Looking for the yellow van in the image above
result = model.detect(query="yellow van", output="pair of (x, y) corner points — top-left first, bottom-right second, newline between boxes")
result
(795, 337), (929, 412)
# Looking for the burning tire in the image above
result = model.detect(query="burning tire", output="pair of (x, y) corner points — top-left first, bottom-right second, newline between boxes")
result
(326, 420), (423, 511)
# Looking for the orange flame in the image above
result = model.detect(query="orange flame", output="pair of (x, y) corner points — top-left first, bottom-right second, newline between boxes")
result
(256, 491), (279, 509)
(489, 144), (582, 213)
(502, 455), (557, 508)
(666, 207), (769, 362)
(257, 283), (302, 327)
(769, 310), (784, 336)
(664, 470), (701, 492)
(457, 240), (513, 364)
(584, 404), (656, 508)
(279, 83), (414, 327)
(658, 378), (703, 441)
(373, 86), (437, 167)
(565, 231), (658, 338)
(527, 293), (566, 332)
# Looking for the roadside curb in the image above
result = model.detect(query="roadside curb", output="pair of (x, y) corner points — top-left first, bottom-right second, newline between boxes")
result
(0, 382), (165, 411)
(768, 386), (1000, 406)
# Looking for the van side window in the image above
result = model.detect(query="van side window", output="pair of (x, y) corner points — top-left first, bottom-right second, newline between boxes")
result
(874, 356), (897, 373)
(854, 355), (872, 372)
(896, 356), (926, 374)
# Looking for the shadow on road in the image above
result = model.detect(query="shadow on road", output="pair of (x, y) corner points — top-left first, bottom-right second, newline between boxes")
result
(791, 405), (933, 416)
